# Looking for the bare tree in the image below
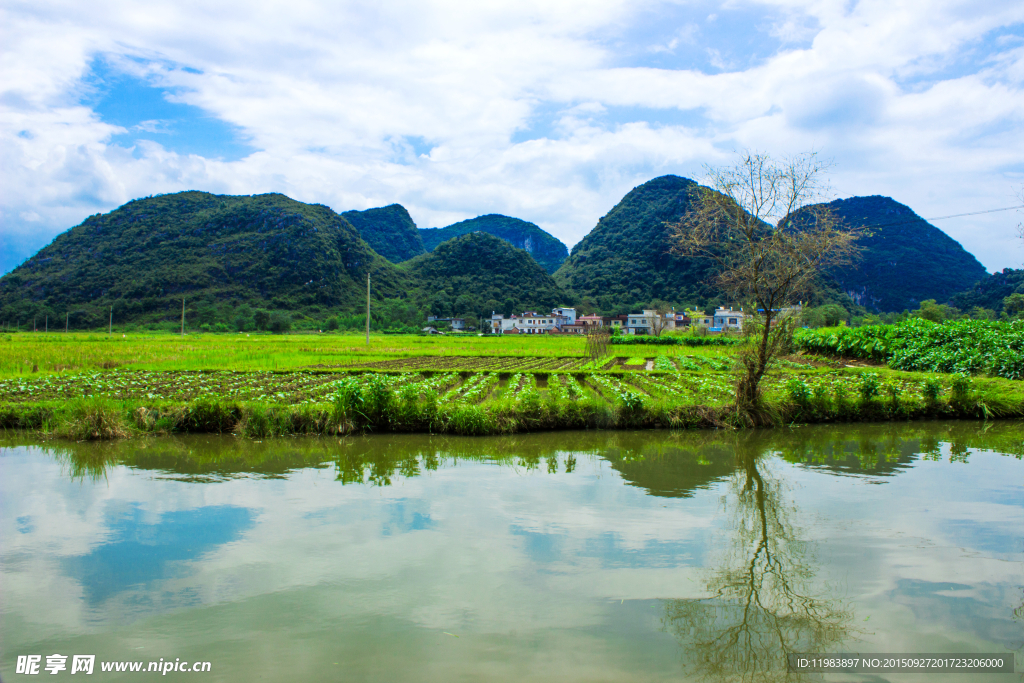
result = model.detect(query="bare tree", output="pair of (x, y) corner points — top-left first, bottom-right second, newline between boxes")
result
(669, 152), (862, 422)
(644, 307), (673, 337)
(585, 325), (610, 361)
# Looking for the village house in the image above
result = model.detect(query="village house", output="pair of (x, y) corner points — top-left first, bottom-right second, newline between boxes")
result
(624, 310), (676, 335)
(426, 316), (467, 331)
(712, 306), (744, 332)
(488, 307), (578, 334)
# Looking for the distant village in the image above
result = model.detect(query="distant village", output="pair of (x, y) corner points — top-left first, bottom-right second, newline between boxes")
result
(423, 305), (795, 335)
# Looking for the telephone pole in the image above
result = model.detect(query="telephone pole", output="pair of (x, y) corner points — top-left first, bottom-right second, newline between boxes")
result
(366, 273), (371, 346)
(65, 312), (68, 333)
(108, 306), (112, 334)
(45, 315), (48, 333)
(181, 298), (185, 336)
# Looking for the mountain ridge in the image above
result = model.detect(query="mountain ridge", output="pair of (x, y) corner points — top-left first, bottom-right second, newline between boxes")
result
(420, 214), (568, 274)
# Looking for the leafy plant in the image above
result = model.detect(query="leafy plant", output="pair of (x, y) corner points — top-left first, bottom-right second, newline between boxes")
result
(858, 373), (880, 401)
(785, 378), (811, 405)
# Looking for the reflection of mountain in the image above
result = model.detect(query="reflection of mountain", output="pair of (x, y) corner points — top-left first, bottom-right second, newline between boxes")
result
(601, 440), (736, 498)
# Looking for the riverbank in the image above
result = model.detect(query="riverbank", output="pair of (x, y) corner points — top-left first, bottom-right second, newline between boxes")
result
(3, 332), (1023, 439)
(2, 367), (1022, 439)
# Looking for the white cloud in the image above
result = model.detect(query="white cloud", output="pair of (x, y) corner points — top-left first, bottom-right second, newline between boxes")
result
(1, 0), (1023, 272)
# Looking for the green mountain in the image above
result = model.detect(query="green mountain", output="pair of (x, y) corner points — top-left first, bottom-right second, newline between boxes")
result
(553, 176), (722, 311)
(949, 268), (1024, 313)
(0, 191), (408, 329)
(341, 204), (426, 263)
(822, 196), (989, 312)
(419, 215), (568, 274)
(404, 232), (568, 318)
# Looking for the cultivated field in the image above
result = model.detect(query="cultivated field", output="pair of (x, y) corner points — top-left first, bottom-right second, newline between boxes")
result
(1, 329), (1022, 438)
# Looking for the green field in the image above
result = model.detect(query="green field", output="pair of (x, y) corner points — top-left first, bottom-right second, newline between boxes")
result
(1, 329), (1023, 438)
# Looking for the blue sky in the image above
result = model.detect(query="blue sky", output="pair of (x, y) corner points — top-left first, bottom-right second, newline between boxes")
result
(2, 0), (1023, 275)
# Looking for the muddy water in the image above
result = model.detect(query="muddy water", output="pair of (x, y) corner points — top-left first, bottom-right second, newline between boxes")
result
(2, 422), (1022, 681)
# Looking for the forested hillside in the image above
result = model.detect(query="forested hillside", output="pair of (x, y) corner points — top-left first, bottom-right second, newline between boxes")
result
(822, 196), (988, 312)
(0, 192), (409, 329)
(949, 268), (1024, 313)
(341, 204), (426, 263)
(404, 232), (568, 318)
(553, 176), (719, 311)
(420, 214), (568, 274)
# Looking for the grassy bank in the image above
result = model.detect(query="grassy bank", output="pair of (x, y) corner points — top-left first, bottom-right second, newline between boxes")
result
(2, 330), (1022, 440)
(2, 364), (1022, 440)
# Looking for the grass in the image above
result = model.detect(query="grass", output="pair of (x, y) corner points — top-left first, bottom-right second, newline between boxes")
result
(2, 331), (1023, 440)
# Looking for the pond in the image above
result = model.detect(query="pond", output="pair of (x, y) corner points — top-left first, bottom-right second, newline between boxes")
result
(2, 422), (1022, 681)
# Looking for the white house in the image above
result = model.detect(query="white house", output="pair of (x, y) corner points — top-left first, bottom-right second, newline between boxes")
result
(489, 307), (577, 334)
(517, 311), (561, 334)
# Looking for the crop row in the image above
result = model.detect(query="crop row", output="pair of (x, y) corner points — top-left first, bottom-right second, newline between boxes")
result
(345, 356), (591, 372)
(796, 318), (1024, 380)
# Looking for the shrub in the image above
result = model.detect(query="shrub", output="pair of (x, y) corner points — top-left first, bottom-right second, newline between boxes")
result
(858, 373), (880, 401)
(786, 378), (811, 405)
(950, 373), (972, 404)
(923, 378), (943, 402)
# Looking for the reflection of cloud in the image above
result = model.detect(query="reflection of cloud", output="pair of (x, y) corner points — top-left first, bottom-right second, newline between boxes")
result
(2, 429), (1023, 677)
(62, 503), (254, 605)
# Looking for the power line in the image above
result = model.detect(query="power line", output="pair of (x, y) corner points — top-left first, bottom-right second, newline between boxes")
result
(851, 204), (1024, 233)
(923, 204), (1024, 222)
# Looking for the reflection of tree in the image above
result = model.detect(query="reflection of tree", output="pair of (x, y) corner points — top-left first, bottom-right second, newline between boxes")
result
(663, 437), (852, 682)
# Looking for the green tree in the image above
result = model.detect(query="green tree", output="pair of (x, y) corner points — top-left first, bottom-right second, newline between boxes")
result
(914, 299), (957, 322)
(430, 292), (452, 318)
(1003, 293), (1024, 318)
(253, 309), (270, 331)
(269, 313), (292, 334)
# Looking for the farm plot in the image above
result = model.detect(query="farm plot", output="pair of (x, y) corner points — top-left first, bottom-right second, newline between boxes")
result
(337, 356), (591, 372)
(0, 369), (425, 405)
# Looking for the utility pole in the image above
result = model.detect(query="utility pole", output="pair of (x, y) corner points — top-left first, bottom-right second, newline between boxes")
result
(45, 315), (48, 333)
(181, 298), (185, 336)
(366, 273), (371, 346)
(109, 306), (112, 335)
(65, 312), (68, 333)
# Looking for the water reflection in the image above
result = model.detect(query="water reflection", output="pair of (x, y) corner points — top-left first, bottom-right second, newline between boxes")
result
(2, 421), (1021, 682)
(663, 435), (852, 682)
(13, 420), (1022, 494)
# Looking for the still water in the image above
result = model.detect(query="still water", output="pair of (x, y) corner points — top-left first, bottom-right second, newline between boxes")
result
(1, 422), (1022, 682)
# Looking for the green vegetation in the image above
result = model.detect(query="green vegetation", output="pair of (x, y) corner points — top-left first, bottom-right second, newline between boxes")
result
(404, 232), (567, 319)
(553, 176), (720, 311)
(553, 175), (856, 314)
(796, 318), (1024, 379)
(419, 214), (568, 274)
(949, 267), (1024, 315)
(610, 335), (742, 346)
(341, 204), (426, 263)
(821, 196), (988, 313)
(0, 194), (568, 333)
(0, 191), (409, 329)
(2, 328), (1022, 439)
